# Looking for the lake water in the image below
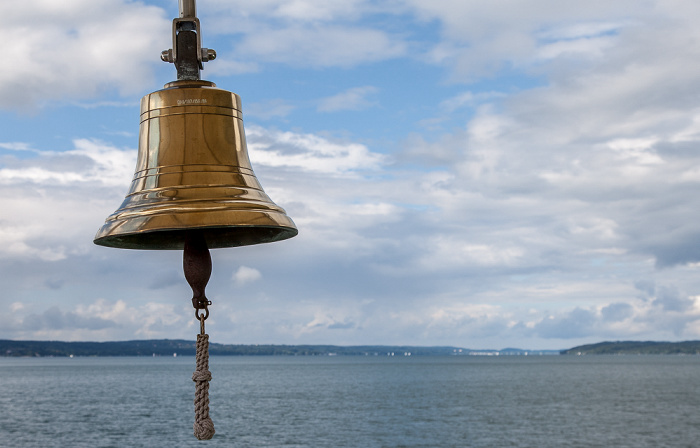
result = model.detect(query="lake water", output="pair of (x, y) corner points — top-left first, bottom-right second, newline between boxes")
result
(0, 355), (698, 447)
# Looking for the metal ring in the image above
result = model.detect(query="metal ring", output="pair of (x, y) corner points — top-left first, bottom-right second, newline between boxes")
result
(195, 308), (209, 321)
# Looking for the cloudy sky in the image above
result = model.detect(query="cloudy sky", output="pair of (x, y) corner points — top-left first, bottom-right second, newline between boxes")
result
(2, 0), (700, 350)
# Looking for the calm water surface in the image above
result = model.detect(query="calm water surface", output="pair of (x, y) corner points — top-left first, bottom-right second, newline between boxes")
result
(0, 355), (698, 447)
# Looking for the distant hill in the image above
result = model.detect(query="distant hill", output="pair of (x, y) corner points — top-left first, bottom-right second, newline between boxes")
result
(0, 339), (469, 357)
(561, 340), (700, 355)
(6, 339), (695, 357)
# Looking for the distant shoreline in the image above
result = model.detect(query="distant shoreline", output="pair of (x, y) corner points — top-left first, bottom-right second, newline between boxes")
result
(1, 339), (698, 357)
(560, 340), (700, 355)
(0, 339), (561, 357)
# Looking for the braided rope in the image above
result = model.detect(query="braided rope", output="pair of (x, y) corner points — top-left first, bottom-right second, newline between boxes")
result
(193, 332), (215, 440)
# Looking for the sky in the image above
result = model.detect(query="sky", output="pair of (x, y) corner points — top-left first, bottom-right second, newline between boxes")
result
(2, 0), (700, 350)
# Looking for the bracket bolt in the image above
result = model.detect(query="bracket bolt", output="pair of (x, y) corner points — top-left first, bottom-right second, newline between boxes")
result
(161, 49), (174, 63)
(201, 48), (217, 62)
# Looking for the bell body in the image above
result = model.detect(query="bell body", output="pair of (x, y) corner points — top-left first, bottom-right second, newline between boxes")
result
(94, 80), (297, 249)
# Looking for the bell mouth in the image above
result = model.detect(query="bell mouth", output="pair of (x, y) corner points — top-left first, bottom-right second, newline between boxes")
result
(94, 224), (298, 250)
(93, 184), (298, 250)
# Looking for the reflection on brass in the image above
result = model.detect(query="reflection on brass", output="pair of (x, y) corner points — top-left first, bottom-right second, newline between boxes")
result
(94, 80), (297, 250)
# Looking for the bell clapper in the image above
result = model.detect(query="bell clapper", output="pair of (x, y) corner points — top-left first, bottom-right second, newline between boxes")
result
(184, 231), (215, 440)
(184, 230), (212, 318)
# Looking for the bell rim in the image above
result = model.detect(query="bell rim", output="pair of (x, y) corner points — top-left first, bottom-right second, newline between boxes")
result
(94, 224), (298, 250)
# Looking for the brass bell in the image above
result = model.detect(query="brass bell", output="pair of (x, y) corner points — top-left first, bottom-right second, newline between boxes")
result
(94, 0), (296, 440)
(93, 79), (297, 250)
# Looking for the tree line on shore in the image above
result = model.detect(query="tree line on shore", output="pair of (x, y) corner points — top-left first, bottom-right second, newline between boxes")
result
(2, 339), (698, 357)
(560, 340), (700, 355)
(0, 339), (463, 357)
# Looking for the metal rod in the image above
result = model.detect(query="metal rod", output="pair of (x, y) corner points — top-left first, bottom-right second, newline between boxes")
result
(179, 0), (196, 18)
(161, 0), (215, 78)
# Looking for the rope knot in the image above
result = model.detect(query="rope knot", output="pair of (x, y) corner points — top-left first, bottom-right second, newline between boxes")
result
(194, 417), (215, 440)
(192, 369), (212, 382)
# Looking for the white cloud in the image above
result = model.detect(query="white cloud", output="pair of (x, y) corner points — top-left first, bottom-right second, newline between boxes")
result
(318, 86), (379, 112)
(246, 126), (386, 174)
(532, 291), (700, 340)
(0, 0), (169, 110)
(10, 302), (24, 312)
(245, 99), (296, 120)
(236, 26), (406, 68)
(537, 21), (630, 41)
(0, 226), (66, 261)
(0, 139), (134, 261)
(65, 139), (137, 187)
(0, 168), (85, 185)
(439, 91), (505, 113)
(0, 139), (135, 187)
(420, 238), (525, 270)
(206, 0), (372, 24)
(200, 0), (406, 68)
(537, 35), (616, 60)
(269, 0), (369, 22)
(4, 299), (191, 341)
(0, 142), (33, 151)
(233, 266), (263, 285)
(405, 0), (639, 78)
